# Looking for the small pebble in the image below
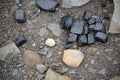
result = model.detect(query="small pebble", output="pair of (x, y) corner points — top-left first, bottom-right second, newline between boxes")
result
(45, 38), (55, 47)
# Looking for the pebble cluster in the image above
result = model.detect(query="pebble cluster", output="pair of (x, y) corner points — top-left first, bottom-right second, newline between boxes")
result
(60, 11), (108, 49)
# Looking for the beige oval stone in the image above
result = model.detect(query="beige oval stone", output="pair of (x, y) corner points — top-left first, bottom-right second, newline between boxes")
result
(63, 49), (85, 68)
(23, 50), (41, 67)
(45, 38), (55, 47)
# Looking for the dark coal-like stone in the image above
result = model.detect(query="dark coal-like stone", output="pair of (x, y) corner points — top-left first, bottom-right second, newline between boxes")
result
(88, 17), (96, 25)
(15, 36), (27, 47)
(83, 11), (92, 21)
(64, 43), (73, 49)
(60, 14), (73, 29)
(70, 20), (84, 35)
(88, 33), (95, 45)
(36, 0), (59, 12)
(94, 16), (102, 23)
(95, 32), (108, 43)
(15, 10), (26, 23)
(67, 33), (77, 43)
(103, 13), (110, 19)
(78, 35), (87, 46)
(89, 24), (95, 31)
(94, 23), (105, 32)
(83, 26), (88, 35)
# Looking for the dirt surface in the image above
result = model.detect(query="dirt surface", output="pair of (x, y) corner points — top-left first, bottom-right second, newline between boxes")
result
(0, 0), (120, 80)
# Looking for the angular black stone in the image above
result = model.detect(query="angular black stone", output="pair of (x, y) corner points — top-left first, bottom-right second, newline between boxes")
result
(87, 33), (95, 45)
(83, 26), (88, 35)
(94, 16), (102, 23)
(83, 11), (92, 21)
(78, 35), (87, 46)
(15, 10), (26, 23)
(36, 0), (59, 12)
(89, 24), (95, 31)
(67, 33), (77, 43)
(64, 43), (73, 49)
(95, 32), (108, 43)
(94, 23), (105, 32)
(88, 17), (96, 25)
(60, 14), (73, 29)
(70, 20), (84, 35)
(15, 36), (27, 47)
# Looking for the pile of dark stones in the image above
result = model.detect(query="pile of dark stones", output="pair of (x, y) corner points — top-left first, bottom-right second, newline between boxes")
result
(60, 11), (108, 49)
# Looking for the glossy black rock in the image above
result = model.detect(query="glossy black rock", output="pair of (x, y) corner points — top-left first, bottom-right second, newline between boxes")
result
(67, 33), (77, 43)
(15, 10), (26, 23)
(88, 17), (96, 25)
(83, 11), (92, 21)
(95, 32), (108, 43)
(89, 24), (95, 31)
(60, 14), (73, 29)
(87, 33), (95, 44)
(36, 0), (59, 12)
(94, 23), (105, 32)
(15, 36), (27, 47)
(78, 35), (87, 46)
(70, 20), (84, 35)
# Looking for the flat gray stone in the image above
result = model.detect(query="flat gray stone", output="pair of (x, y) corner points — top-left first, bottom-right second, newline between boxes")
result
(38, 28), (49, 36)
(0, 43), (20, 62)
(47, 23), (62, 36)
(12, 69), (19, 76)
(62, 0), (90, 8)
(98, 68), (106, 76)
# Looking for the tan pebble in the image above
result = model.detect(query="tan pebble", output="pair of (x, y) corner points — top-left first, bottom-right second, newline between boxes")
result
(45, 38), (55, 47)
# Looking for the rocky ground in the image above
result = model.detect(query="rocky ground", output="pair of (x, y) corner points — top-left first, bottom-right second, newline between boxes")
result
(0, 0), (120, 80)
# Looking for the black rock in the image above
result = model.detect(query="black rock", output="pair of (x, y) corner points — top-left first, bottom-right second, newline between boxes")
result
(94, 23), (105, 32)
(15, 36), (27, 47)
(87, 33), (95, 45)
(103, 13), (110, 19)
(78, 35), (87, 46)
(94, 16), (102, 23)
(60, 14), (73, 29)
(95, 32), (108, 43)
(67, 33), (77, 43)
(89, 24), (95, 31)
(83, 26), (88, 35)
(15, 10), (26, 23)
(83, 11), (92, 21)
(64, 43), (73, 49)
(70, 20), (84, 35)
(36, 0), (59, 12)
(88, 17), (96, 25)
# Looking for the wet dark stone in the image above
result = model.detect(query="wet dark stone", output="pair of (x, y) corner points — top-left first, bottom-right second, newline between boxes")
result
(94, 16), (102, 23)
(89, 24), (95, 31)
(15, 36), (27, 47)
(94, 23), (105, 32)
(83, 26), (88, 35)
(67, 33), (77, 43)
(64, 43), (73, 49)
(60, 14), (73, 29)
(95, 32), (108, 43)
(83, 11), (92, 21)
(87, 33), (95, 45)
(15, 9), (26, 23)
(88, 17), (96, 25)
(103, 13), (110, 19)
(70, 20), (84, 35)
(78, 35), (87, 46)
(36, 0), (59, 12)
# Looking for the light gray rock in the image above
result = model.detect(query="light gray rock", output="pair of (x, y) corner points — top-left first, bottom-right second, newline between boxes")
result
(47, 50), (53, 58)
(98, 68), (106, 76)
(12, 69), (19, 76)
(47, 23), (62, 36)
(38, 28), (49, 36)
(37, 74), (45, 80)
(62, 0), (90, 8)
(36, 64), (47, 74)
(0, 43), (20, 62)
